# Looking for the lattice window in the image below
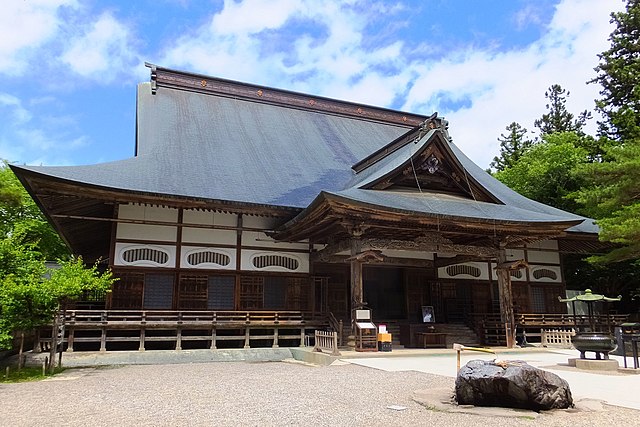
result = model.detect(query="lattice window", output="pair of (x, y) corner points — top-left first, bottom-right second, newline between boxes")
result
(186, 250), (230, 267)
(446, 264), (481, 278)
(208, 275), (235, 310)
(532, 268), (558, 280)
(110, 272), (144, 309)
(178, 275), (208, 309)
(531, 286), (546, 313)
(239, 276), (264, 309)
(252, 254), (299, 270)
(143, 273), (174, 309)
(286, 277), (311, 311)
(122, 247), (169, 265)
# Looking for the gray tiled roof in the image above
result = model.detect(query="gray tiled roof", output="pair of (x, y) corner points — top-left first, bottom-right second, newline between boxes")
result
(14, 83), (409, 208)
(14, 80), (597, 235)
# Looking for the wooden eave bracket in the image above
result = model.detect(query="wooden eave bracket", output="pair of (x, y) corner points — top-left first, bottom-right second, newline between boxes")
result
(346, 249), (385, 263)
(496, 259), (529, 271)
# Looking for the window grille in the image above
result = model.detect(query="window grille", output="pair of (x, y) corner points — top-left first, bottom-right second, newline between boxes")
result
(187, 250), (230, 267)
(510, 270), (523, 279)
(122, 247), (169, 265)
(532, 268), (557, 280)
(252, 254), (299, 270)
(445, 264), (481, 278)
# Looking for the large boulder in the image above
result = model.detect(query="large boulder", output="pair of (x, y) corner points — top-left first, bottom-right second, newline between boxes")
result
(455, 359), (573, 411)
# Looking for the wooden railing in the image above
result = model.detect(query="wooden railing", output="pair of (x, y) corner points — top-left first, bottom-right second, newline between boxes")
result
(327, 312), (343, 347)
(314, 330), (340, 356)
(469, 312), (630, 346)
(38, 310), (326, 352)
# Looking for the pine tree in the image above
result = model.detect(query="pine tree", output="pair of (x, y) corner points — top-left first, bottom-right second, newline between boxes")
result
(590, 0), (640, 142)
(534, 84), (591, 136)
(489, 122), (533, 172)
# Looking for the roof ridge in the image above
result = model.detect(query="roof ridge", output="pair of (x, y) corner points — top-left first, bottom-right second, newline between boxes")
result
(146, 63), (426, 127)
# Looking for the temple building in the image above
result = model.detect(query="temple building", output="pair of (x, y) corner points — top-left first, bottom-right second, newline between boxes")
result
(10, 64), (605, 350)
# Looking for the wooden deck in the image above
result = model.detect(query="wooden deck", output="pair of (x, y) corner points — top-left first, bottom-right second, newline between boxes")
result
(38, 310), (327, 352)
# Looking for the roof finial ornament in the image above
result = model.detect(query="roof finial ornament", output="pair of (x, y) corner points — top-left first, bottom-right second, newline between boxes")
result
(414, 112), (451, 143)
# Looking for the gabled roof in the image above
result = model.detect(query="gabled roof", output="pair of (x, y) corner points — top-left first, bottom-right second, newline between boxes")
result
(273, 120), (597, 242)
(10, 64), (598, 258)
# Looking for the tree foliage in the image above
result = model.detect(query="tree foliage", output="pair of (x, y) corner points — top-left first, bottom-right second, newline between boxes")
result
(490, 122), (534, 172)
(0, 161), (116, 350)
(534, 84), (591, 136)
(0, 163), (68, 260)
(494, 132), (590, 213)
(590, 0), (640, 142)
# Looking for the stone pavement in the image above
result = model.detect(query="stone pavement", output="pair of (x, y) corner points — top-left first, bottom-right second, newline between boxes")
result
(344, 348), (640, 410)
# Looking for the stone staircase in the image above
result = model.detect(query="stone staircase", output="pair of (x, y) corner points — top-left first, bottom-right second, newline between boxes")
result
(434, 323), (481, 348)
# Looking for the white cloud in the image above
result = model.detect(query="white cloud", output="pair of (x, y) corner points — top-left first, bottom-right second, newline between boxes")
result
(0, 0), (78, 75)
(156, 0), (624, 167)
(0, 92), (86, 165)
(61, 12), (140, 81)
(402, 0), (624, 167)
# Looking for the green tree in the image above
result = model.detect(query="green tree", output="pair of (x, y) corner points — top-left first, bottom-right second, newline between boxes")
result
(534, 84), (591, 136)
(494, 132), (590, 213)
(0, 163), (68, 260)
(573, 143), (640, 263)
(590, 0), (640, 142)
(489, 122), (534, 172)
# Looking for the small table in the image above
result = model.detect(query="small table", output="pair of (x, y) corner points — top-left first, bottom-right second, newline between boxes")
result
(415, 332), (447, 348)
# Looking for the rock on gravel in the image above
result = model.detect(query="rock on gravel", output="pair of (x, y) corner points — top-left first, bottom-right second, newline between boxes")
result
(0, 361), (637, 427)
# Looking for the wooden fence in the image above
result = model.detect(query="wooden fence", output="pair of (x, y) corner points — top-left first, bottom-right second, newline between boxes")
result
(541, 328), (575, 348)
(313, 330), (340, 356)
(37, 310), (326, 352)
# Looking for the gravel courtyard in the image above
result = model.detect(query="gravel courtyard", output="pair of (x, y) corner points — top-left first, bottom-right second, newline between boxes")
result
(1, 361), (638, 426)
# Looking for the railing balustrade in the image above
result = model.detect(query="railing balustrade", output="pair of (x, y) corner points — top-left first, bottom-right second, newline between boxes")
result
(38, 310), (325, 352)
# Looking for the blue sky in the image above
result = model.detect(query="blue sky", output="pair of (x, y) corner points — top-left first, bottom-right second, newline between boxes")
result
(0, 0), (625, 169)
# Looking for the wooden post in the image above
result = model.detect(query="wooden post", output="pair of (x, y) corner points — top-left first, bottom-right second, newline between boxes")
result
(495, 248), (516, 348)
(48, 311), (59, 373)
(244, 327), (250, 349)
(176, 327), (182, 351)
(139, 327), (145, 352)
(100, 310), (107, 352)
(272, 327), (279, 348)
(349, 231), (364, 334)
(210, 327), (217, 350)
(67, 327), (74, 353)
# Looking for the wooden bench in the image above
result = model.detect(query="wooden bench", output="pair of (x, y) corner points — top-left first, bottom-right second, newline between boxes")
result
(415, 332), (447, 348)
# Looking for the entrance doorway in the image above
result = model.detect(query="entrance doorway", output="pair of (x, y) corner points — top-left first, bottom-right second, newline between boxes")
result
(363, 266), (406, 320)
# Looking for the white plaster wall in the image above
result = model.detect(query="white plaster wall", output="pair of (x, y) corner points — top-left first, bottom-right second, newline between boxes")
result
(243, 231), (308, 250)
(438, 262), (490, 280)
(527, 250), (560, 264)
(180, 246), (236, 270)
(182, 227), (236, 245)
(526, 239), (559, 250)
(183, 210), (237, 226)
(114, 243), (176, 268)
(241, 249), (309, 273)
(530, 265), (562, 283)
(118, 204), (178, 222)
(505, 249), (525, 261)
(242, 215), (280, 229)
(489, 262), (527, 282)
(116, 223), (177, 241)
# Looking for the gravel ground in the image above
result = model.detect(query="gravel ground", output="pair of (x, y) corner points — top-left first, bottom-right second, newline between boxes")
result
(0, 361), (638, 427)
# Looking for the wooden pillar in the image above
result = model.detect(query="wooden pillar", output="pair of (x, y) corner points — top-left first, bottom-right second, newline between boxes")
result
(210, 327), (217, 350)
(66, 327), (74, 353)
(350, 234), (364, 322)
(496, 248), (516, 348)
